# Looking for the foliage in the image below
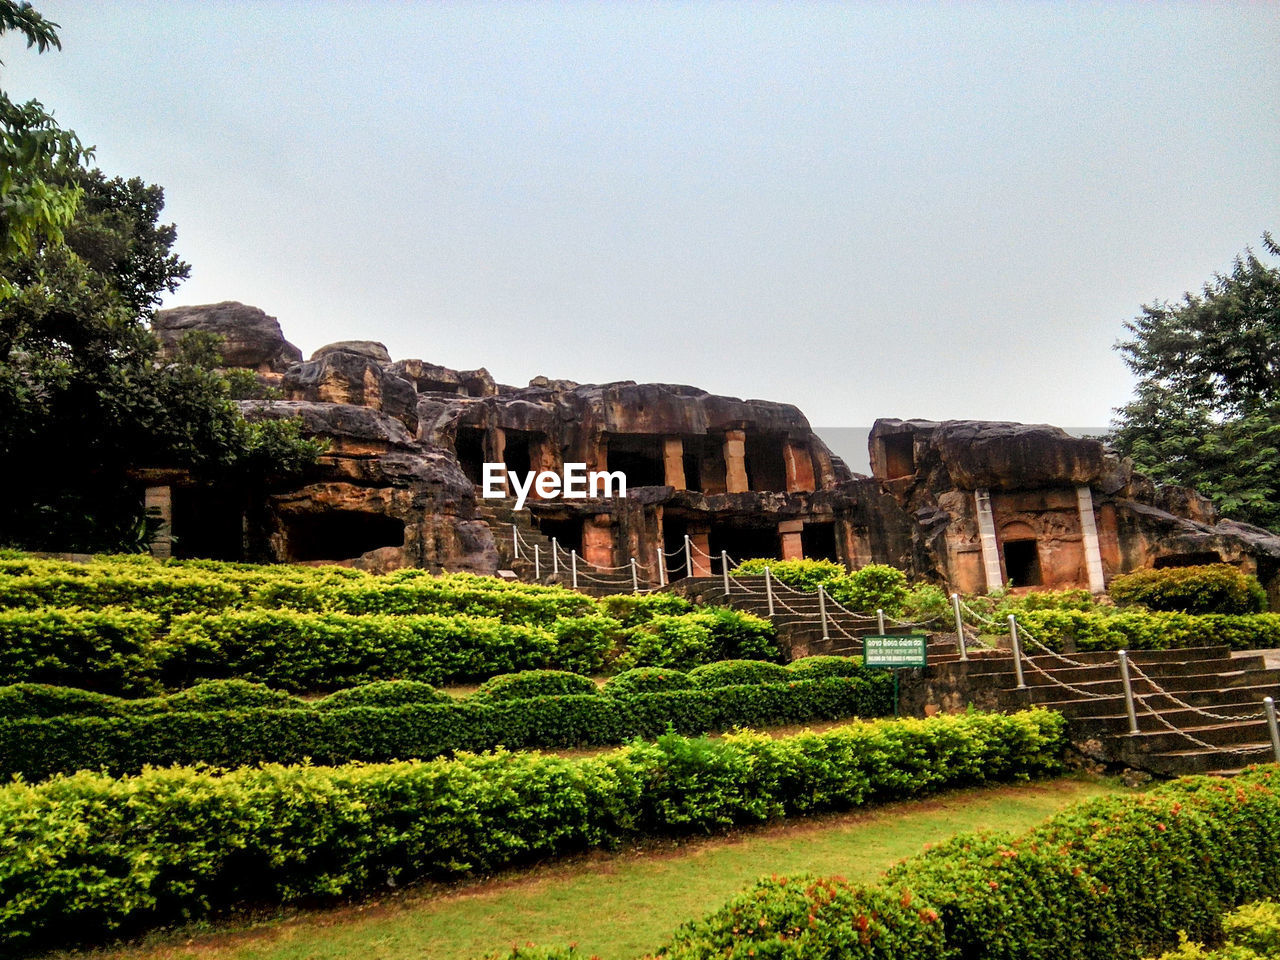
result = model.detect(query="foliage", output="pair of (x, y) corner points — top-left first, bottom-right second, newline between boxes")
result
(901, 583), (951, 624)
(472, 670), (599, 701)
(688, 659), (792, 688)
(787, 655), (868, 678)
(654, 765), (1280, 960)
(0, 709), (1064, 950)
(1109, 564), (1268, 615)
(1016, 608), (1280, 653)
(314, 680), (453, 711)
(602, 667), (694, 696)
(731, 558), (909, 614)
(1151, 901), (1280, 959)
(0, 674), (895, 780)
(0, 607), (162, 693)
(598, 592), (692, 625)
(1110, 234), (1280, 530)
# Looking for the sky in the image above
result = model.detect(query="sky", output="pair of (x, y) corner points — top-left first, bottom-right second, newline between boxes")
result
(3, 1), (1278, 431)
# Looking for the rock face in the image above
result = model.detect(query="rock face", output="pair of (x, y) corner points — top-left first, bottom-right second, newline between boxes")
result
(152, 302), (302, 373)
(869, 418), (1280, 605)
(145, 302), (1280, 601)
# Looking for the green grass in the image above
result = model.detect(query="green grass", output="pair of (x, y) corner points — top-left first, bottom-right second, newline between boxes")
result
(50, 776), (1124, 960)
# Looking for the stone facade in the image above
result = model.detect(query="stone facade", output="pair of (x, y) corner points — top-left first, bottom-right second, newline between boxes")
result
(145, 303), (1280, 603)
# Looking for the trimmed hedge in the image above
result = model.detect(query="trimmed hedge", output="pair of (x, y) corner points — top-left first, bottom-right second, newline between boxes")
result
(0, 675), (894, 781)
(0, 680), (307, 721)
(788, 654), (868, 678)
(688, 659), (793, 688)
(617, 610), (779, 671)
(472, 670), (600, 701)
(314, 680), (453, 710)
(1109, 564), (1268, 615)
(731, 558), (909, 613)
(0, 709), (1065, 951)
(0, 607), (162, 694)
(653, 766), (1280, 960)
(602, 667), (694, 696)
(1016, 609), (1280, 652)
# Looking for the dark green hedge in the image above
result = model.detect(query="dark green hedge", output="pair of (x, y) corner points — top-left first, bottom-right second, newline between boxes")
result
(1109, 564), (1268, 614)
(0, 709), (1065, 952)
(603, 667), (694, 695)
(0, 675), (895, 781)
(653, 766), (1280, 960)
(1016, 609), (1280, 652)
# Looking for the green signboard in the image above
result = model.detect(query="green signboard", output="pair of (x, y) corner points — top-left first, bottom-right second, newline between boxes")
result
(863, 634), (929, 669)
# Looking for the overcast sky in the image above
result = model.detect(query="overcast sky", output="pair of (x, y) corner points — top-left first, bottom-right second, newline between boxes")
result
(4, 2), (1277, 428)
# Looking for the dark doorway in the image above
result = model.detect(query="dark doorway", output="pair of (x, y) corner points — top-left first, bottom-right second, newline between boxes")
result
(172, 488), (244, 560)
(710, 523), (780, 571)
(503, 430), (535, 478)
(745, 434), (787, 492)
(606, 434), (665, 487)
(536, 515), (583, 555)
(455, 427), (486, 485)
(682, 449), (702, 492)
(802, 521), (839, 562)
(1154, 552), (1223, 569)
(283, 511), (406, 562)
(1002, 539), (1043, 587)
(882, 433), (916, 479)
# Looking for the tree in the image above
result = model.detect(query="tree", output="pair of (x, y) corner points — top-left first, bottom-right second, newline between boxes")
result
(0, 2), (321, 552)
(0, 1), (89, 291)
(1110, 234), (1280, 531)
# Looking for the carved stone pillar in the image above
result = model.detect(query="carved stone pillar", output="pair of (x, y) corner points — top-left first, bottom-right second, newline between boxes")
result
(583, 514), (615, 568)
(663, 437), (686, 490)
(145, 485), (173, 559)
(784, 441), (816, 493)
(724, 429), (748, 493)
(779, 519), (804, 560)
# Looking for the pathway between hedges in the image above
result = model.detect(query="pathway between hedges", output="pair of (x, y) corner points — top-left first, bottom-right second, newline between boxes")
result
(48, 777), (1126, 960)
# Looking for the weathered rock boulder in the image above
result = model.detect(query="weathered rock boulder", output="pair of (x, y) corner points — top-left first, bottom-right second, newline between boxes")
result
(391, 360), (497, 397)
(311, 341), (393, 364)
(152, 302), (302, 372)
(282, 352), (419, 434)
(237, 400), (495, 574)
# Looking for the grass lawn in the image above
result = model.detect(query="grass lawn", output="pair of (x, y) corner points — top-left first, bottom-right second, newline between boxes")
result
(49, 776), (1126, 960)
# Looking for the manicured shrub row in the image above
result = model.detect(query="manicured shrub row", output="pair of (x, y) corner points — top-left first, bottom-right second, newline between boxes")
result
(0, 603), (778, 694)
(1016, 608), (1280, 652)
(1110, 563), (1269, 615)
(0, 709), (1065, 951)
(648, 766), (1280, 960)
(0, 676), (895, 781)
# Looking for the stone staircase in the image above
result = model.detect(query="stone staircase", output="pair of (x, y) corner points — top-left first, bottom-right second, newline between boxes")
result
(475, 499), (650, 596)
(917, 643), (1280, 776)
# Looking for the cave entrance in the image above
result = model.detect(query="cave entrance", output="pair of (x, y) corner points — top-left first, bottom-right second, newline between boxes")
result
(1002, 539), (1043, 588)
(745, 434), (787, 492)
(455, 427), (486, 485)
(802, 521), (839, 562)
(685, 436), (727, 494)
(606, 434), (666, 488)
(1154, 552), (1224, 568)
(710, 522), (781, 571)
(502, 430), (536, 478)
(171, 487), (244, 560)
(882, 433), (916, 479)
(536, 515), (583, 555)
(283, 511), (406, 563)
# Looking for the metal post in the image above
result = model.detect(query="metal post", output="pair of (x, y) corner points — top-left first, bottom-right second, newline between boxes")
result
(684, 534), (693, 580)
(512, 524), (519, 560)
(1118, 649), (1139, 735)
(1007, 614), (1026, 690)
(1266, 697), (1280, 764)
(552, 537), (559, 576)
(877, 608), (886, 634)
(764, 564), (775, 617)
(951, 592), (968, 662)
(721, 550), (730, 595)
(571, 550), (578, 590)
(630, 558), (639, 594)
(534, 545), (540, 580)
(818, 585), (830, 641)
(657, 547), (666, 588)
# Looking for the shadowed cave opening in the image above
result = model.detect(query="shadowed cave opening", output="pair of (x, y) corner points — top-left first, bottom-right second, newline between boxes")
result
(283, 511), (406, 562)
